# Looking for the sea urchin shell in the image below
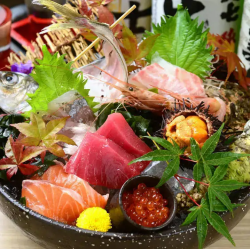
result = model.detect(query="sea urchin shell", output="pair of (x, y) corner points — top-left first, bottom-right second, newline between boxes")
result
(163, 102), (222, 151)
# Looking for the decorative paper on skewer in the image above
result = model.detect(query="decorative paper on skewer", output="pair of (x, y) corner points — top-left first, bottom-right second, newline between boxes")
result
(237, 0), (250, 77)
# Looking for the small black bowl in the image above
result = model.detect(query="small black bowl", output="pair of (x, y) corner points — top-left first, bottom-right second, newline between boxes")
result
(109, 175), (177, 232)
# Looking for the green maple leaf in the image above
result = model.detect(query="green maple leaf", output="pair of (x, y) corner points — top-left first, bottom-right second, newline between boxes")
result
(24, 45), (98, 117)
(130, 123), (249, 249)
(182, 198), (237, 249)
(129, 136), (183, 187)
(189, 124), (250, 183)
(146, 5), (213, 79)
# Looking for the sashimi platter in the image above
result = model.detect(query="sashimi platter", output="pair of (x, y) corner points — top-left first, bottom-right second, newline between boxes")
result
(1, 1), (250, 249)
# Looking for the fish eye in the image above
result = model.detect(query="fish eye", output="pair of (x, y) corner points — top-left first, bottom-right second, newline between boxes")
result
(3, 73), (18, 85)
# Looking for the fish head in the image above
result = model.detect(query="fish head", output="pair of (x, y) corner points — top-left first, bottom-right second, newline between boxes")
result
(0, 71), (39, 114)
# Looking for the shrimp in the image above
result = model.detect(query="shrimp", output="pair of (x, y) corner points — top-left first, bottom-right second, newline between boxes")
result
(93, 66), (195, 113)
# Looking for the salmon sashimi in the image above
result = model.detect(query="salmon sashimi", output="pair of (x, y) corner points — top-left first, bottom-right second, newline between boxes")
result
(32, 165), (108, 208)
(22, 180), (88, 225)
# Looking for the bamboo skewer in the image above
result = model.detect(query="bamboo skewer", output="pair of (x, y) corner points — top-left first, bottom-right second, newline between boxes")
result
(72, 4), (137, 62)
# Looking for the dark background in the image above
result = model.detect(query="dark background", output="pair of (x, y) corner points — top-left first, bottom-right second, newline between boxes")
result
(1, 0), (24, 8)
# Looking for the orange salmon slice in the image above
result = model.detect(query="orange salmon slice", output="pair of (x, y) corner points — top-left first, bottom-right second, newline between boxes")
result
(32, 165), (108, 208)
(22, 180), (88, 225)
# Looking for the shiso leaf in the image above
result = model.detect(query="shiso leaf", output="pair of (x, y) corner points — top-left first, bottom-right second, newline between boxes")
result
(25, 45), (98, 117)
(147, 5), (213, 79)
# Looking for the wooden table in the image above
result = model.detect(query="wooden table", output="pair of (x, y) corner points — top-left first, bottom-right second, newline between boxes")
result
(0, 210), (250, 249)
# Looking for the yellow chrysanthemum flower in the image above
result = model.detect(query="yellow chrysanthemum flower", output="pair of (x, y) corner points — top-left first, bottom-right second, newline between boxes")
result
(76, 207), (112, 233)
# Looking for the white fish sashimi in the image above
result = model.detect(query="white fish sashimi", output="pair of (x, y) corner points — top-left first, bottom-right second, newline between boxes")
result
(59, 120), (96, 155)
(75, 42), (125, 104)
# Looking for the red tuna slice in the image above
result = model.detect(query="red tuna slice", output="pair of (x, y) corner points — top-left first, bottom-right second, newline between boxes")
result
(96, 113), (152, 158)
(65, 132), (142, 189)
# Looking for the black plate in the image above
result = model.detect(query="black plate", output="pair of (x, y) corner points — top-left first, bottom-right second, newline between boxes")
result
(0, 181), (249, 249)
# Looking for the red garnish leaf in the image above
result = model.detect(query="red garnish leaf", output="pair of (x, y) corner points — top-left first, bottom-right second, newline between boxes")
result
(136, 34), (160, 60)
(97, 5), (114, 25)
(79, 0), (92, 17)
(112, 24), (123, 39)
(88, 0), (113, 7)
(81, 30), (97, 42)
(12, 113), (76, 157)
(0, 158), (16, 170)
(19, 146), (46, 164)
(18, 164), (39, 176)
(208, 33), (248, 89)
(40, 151), (46, 163)
(120, 25), (159, 66)
(0, 136), (46, 179)
(6, 167), (18, 180)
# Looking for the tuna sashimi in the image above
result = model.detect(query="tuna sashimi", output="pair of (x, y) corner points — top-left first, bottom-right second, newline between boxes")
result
(97, 113), (152, 158)
(32, 165), (108, 208)
(22, 180), (88, 225)
(65, 132), (143, 189)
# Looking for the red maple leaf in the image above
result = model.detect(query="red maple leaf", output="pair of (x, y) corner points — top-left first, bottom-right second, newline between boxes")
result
(120, 25), (159, 69)
(79, 0), (93, 17)
(208, 33), (248, 90)
(0, 136), (46, 179)
(88, 0), (113, 7)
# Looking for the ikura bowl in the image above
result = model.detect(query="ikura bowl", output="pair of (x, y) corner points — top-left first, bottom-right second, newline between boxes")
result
(0, 179), (250, 249)
(109, 175), (177, 232)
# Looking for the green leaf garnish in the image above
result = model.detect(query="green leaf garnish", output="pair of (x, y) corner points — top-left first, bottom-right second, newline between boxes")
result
(129, 150), (175, 164)
(25, 45), (98, 117)
(156, 157), (180, 188)
(201, 124), (224, 157)
(146, 5), (213, 79)
(20, 197), (26, 206)
(205, 152), (250, 165)
(202, 205), (235, 246)
(197, 210), (208, 249)
(130, 122), (250, 248)
(181, 206), (199, 226)
(183, 199), (236, 248)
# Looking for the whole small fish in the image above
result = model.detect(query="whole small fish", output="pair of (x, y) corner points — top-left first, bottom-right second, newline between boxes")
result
(0, 71), (38, 114)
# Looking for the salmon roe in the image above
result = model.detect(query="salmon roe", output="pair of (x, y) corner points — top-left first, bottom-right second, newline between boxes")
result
(122, 183), (170, 228)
